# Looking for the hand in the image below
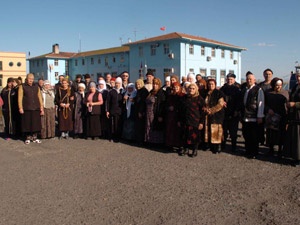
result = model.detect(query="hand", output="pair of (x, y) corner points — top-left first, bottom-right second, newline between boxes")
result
(198, 123), (203, 130)
(138, 112), (143, 119)
(19, 108), (24, 114)
(124, 96), (129, 101)
(60, 103), (65, 108)
(169, 106), (174, 111)
(65, 103), (70, 108)
(40, 109), (44, 116)
(287, 102), (296, 108)
(106, 112), (110, 119)
(257, 118), (263, 124)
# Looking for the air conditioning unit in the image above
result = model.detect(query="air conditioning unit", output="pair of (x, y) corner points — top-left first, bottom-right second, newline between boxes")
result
(168, 53), (174, 59)
(233, 60), (238, 64)
(207, 56), (211, 61)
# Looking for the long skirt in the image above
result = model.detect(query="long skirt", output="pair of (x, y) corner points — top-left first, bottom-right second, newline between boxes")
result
(86, 114), (101, 137)
(2, 110), (16, 136)
(165, 111), (182, 147)
(122, 117), (135, 140)
(184, 125), (200, 146)
(22, 110), (41, 133)
(58, 108), (73, 132)
(41, 108), (56, 139)
(283, 123), (300, 160)
(205, 123), (223, 144)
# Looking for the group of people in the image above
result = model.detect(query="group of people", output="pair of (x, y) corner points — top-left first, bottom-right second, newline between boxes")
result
(0, 69), (300, 166)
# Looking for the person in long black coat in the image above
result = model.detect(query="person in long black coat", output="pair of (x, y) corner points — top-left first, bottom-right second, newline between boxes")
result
(106, 77), (124, 142)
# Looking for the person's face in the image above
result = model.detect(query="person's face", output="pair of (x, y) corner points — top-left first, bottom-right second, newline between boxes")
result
(196, 76), (202, 82)
(165, 80), (170, 87)
(127, 87), (134, 93)
(12, 80), (17, 87)
(7, 82), (13, 89)
(274, 82), (282, 92)
(187, 76), (193, 83)
(106, 74), (111, 82)
(99, 83), (105, 89)
(85, 78), (91, 83)
(246, 74), (256, 86)
(227, 77), (235, 85)
(44, 83), (51, 90)
(174, 85), (180, 93)
(188, 85), (196, 95)
(182, 77), (187, 83)
(208, 81), (216, 90)
(153, 83), (160, 91)
(122, 73), (129, 81)
(89, 86), (96, 93)
(27, 75), (34, 86)
(62, 80), (69, 88)
(38, 80), (44, 87)
(78, 87), (85, 92)
(147, 75), (153, 82)
(115, 82), (121, 89)
(76, 77), (81, 82)
(171, 77), (177, 84)
(59, 76), (64, 82)
(263, 71), (273, 82)
(111, 81), (115, 87)
(136, 82), (142, 90)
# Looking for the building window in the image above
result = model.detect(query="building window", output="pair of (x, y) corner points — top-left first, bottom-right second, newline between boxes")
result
(150, 44), (156, 56)
(211, 48), (216, 57)
(91, 57), (94, 65)
(105, 57), (108, 66)
(65, 61), (69, 76)
(139, 46), (143, 57)
(200, 69), (207, 76)
(98, 57), (101, 64)
(17, 62), (22, 67)
(41, 60), (44, 66)
(112, 56), (116, 63)
(54, 59), (58, 66)
(189, 68), (194, 73)
(37, 60), (39, 67)
(230, 51), (233, 59)
(201, 46), (205, 56)
(55, 72), (59, 80)
(0, 74), (2, 86)
(0, 61), (3, 71)
(229, 70), (234, 74)
(189, 44), (194, 55)
(82, 58), (85, 66)
(163, 68), (172, 77)
(210, 69), (217, 79)
(163, 43), (169, 54)
(120, 54), (124, 62)
(220, 70), (226, 86)
(9, 62), (14, 67)
(75, 60), (78, 66)
(221, 49), (225, 58)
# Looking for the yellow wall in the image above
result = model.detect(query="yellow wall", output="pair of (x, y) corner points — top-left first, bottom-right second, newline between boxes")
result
(0, 51), (26, 87)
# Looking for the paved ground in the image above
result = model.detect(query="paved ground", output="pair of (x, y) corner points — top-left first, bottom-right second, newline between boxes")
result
(0, 134), (300, 225)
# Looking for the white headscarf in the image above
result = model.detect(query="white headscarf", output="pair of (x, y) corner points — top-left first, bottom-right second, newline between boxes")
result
(98, 80), (107, 92)
(124, 83), (137, 118)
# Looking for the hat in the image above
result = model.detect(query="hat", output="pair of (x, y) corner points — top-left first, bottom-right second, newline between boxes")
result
(111, 77), (116, 82)
(84, 74), (91, 79)
(44, 80), (51, 85)
(227, 73), (236, 79)
(76, 74), (83, 79)
(165, 76), (170, 82)
(146, 70), (154, 76)
(89, 82), (96, 88)
(78, 83), (86, 89)
(115, 77), (122, 84)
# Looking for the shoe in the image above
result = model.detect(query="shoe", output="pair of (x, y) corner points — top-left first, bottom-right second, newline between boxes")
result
(293, 160), (300, 167)
(33, 139), (42, 144)
(24, 139), (31, 145)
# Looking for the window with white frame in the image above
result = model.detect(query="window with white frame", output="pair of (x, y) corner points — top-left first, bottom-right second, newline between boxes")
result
(200, 68), (207, 76)
(91, 57), (94, 65)
(163, 68), (172, 77)
(54, 59), (58, 66)
(0, 74), (3, 86)
(189, 68), (194, 73)
(221, 49), (225, 58)
(201, 46), (205, 56)
(230, 51), (233, 59)
(75, 60), (78, 66)
(189, 44), (194, 55)
(229, 70), (234, 74)
(150, 44), (156, 56)
(163, 43), (169, 54)
(98, 57), (101, 64)
(211, 48), (216, 57)
(220, 70), (226, 86)
(82, 58), (85, 66)
(210, 69), (217, 79)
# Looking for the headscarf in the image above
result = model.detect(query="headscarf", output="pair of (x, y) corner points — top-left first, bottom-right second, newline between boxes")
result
(98, 80), (107, 92)
(124, 83), (137, 118)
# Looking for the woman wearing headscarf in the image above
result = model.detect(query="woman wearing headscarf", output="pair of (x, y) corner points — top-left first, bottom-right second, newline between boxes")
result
(0, 77), (17, 139)
(106, 77), (124, 142)
(134, 79), (149, 145)
(178, 83), (205, 157)
(165, 82), (185, 150)
(264, 78), (289, 156)
(73, 83), (86, 139)
(145, 78), (166, 144)
(18, 73), (44, 144)
(40, 80), (56, 139)
(84, 82), (103, 140)
(284, 72), (300, 166)
(98, 80), (109, 139)
(55, 78), (75, 139)
(203, 79), (225, 154)
(122, 83), (137, 140)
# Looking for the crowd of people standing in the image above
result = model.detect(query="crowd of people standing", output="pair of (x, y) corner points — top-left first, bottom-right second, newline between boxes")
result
(0, 69), (300, 166)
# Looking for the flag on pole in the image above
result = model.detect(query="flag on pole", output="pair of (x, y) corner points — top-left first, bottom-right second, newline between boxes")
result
(160, 26), (166, 31)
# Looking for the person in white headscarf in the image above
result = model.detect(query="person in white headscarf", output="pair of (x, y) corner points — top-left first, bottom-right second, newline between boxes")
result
(187, 73), (196, 83)
(122, 83), (137, 140)
(73, 83), (86, 139)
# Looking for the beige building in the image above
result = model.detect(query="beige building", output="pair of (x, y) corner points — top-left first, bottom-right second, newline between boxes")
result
(0, 51), (26, 88)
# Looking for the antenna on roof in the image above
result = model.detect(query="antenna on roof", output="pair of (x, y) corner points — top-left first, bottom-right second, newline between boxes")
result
(119, 37), (123, 45)
(78, 33), (81, 53)
(133, 28), (137, 41)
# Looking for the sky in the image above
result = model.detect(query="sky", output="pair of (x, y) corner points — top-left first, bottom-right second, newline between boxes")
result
(1, 0), (300, 80)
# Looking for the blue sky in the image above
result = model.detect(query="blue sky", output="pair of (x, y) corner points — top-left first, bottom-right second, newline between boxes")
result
(1, 0), (299, 80)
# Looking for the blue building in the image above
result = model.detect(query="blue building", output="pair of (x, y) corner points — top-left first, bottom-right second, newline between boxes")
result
(28, 32), (246, 86)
